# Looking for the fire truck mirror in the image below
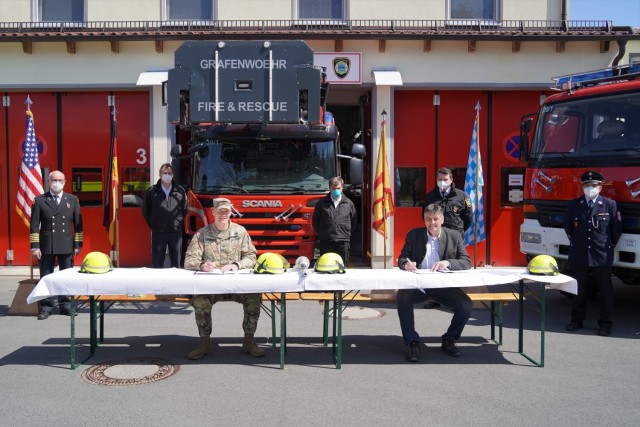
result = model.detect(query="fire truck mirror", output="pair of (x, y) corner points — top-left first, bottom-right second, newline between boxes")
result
(349, 157), (364, 186)
(351, 142), (366, 158)
(170, 145), (182, 157)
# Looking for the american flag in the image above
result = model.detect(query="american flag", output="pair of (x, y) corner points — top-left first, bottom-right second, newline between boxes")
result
(463, 102), (486, 246)
(16, 108), (44, 228)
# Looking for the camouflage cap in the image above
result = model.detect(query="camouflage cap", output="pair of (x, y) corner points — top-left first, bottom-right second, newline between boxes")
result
(213, 197), (233, 211)
(580, 170), (604, 185)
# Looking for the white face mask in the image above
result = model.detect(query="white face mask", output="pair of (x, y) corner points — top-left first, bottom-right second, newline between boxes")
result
(583, 186), (600, 200)
(161, 173), (173, 184)
(50, 182), (64, 193)
(437, 180), (451, 191)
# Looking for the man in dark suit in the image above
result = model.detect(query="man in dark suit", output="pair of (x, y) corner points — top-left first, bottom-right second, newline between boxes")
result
(397, 203), (472, 362)
(564, 170), (622, 336)
(30, 170), (83, 319)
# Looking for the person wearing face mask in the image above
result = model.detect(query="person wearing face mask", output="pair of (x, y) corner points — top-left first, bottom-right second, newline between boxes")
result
(30, 170), (83, 320)
(142, 163), (187, 268)
(563, 170), (622, 336)
(422, 168), (472, 238)
(312, 176), (357, 264)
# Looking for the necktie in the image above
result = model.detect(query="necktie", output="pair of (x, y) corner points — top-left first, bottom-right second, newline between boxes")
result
(588, 200), (594, 213)
(53, 194), (59, 205)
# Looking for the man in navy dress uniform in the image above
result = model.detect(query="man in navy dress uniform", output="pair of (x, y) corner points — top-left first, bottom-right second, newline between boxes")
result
(563, 170), (622, 336)
(30, 170), (83, 319)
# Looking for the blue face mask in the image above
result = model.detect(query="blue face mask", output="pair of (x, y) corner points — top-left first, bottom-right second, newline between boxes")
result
(331, 188), (342, 198)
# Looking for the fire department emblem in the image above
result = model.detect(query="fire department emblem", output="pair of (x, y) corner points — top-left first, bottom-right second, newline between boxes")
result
(333, 57), (350, 79)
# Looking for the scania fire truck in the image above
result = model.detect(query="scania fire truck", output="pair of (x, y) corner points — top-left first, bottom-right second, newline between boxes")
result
(519, 64), (640, 285)
(167, 40), (364, 263)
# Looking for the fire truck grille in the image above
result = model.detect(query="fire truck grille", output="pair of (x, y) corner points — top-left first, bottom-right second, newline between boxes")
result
(532, 201), (640, 234)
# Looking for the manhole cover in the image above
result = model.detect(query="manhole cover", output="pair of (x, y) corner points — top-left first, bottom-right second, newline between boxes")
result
(81, 357), (179, 386)
(342, 306), (385, 320)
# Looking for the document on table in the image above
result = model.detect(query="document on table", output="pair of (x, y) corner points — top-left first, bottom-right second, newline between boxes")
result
(194, 269), (253, 275)
(412, 268), (454, 274)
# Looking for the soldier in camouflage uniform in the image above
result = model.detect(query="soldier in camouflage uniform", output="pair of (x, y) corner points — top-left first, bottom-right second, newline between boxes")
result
(183, 198), (263, 359)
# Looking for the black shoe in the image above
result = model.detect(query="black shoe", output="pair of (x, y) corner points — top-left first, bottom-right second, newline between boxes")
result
(423, 301), (441, 309)
(597, 328), (611, 337)
(565, 320), (583, 332)
(441, 339), (461, 357)
(407, 341), (420, 362)
(37, 311), (50, 320)
(59, 309), (77, 317)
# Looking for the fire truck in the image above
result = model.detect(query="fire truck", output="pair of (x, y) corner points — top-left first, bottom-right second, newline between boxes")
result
(519, 64), (640, 285)
(166, 40), (364, 263)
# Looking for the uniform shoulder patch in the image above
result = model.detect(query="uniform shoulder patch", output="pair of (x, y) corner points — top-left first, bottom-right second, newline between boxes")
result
(465, 197), (471, 207)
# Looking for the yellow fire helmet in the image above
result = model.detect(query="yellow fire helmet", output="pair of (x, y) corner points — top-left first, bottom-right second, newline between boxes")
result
(526, 254), (559, 276)
(315, 252), (346, 274)
(80, 251), (113, 274)
(254, 252), (289, 274)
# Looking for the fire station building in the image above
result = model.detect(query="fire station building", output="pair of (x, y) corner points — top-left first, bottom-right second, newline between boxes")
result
(1, 0), (638, 268)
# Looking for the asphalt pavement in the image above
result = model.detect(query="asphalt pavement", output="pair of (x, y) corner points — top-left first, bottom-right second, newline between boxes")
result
(1, 270), (639, 426)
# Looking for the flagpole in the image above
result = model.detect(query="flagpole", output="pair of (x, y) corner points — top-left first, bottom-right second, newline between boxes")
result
(382, 110), (388, 269)
(474, 103), (480, 268)
(24, 96), (36, 277)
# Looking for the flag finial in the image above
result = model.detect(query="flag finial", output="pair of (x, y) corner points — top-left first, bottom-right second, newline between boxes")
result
(381, 109), (387, 123)
(24, 96), (33, 111)
(475, 101), (481, 114)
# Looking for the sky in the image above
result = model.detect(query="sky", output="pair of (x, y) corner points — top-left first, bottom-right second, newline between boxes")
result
(570, 0), (640, 27)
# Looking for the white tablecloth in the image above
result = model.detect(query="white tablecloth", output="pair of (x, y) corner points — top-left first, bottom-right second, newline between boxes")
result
(27, 266), (577, 304)
(303, 267), (577, 294)
(27, 267), (305, 304)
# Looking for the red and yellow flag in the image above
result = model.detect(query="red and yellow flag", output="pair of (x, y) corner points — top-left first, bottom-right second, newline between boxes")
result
(372, 119), (394, 237)
(103, 105), (119, 245)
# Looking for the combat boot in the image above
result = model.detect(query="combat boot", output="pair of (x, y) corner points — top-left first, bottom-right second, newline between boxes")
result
(242, 333), (265, 357)
(187, 337), (211, 360)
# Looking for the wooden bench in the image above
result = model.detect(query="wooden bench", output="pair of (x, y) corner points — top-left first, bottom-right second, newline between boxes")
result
(300, 290), (519, 348)
(72, 292), (300, 369)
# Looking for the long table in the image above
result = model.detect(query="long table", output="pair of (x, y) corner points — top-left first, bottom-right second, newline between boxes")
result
(27, 267), (576, 369)
(304, 268), (577, 368)
(28, 267), (304, 369)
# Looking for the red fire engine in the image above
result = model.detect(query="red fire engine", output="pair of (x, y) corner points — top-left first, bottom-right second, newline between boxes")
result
(519, 64), (640, 285)
(166, 40), (364, 263)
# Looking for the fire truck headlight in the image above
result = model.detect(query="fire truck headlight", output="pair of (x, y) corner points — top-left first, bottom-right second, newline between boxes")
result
(520, 232), (542, 245)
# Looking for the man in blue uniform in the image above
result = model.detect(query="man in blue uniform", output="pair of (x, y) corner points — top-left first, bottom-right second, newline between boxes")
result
(30, 170), (83, 319)
(563, 170), (622, 336)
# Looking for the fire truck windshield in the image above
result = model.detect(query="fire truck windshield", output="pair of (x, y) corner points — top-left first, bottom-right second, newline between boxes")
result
(192, 139), (337, 194)
(532, 91), (640, 166)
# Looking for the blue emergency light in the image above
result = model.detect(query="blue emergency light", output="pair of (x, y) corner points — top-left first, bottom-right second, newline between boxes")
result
(552, 63), (640, 91)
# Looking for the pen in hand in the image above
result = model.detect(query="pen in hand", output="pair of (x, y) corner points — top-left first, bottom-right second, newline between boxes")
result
(405, 259), (418, 272)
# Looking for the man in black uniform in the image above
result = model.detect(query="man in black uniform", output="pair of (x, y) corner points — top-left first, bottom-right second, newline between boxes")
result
(422, 167), (472, 237)
(564, 170), (622, 336)
(312, 176), (357, 264)
(30, 170), (83, 320)
(142, 163), (187, 268)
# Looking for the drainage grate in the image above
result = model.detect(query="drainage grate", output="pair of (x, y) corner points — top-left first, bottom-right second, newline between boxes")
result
(81, 357), (179, 386)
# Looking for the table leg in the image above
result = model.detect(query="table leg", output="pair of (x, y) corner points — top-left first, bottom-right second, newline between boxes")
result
(70, 296), (77, 369)
(280, 292), (286, 369)
(518, 280), (546, 367)
(331, 291), (343, 369)
(270, 300), (277, 349)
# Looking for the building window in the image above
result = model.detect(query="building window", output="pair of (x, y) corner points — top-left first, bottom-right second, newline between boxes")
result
(298, 0), (345, 19)
(122, 168), (150, 208)
(449, 0), (498, 20)
(395, 167), (427, 208)
(166, 0), (214, 20)
(71, 167), (103, 207)
(37, 0), (84, 22)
